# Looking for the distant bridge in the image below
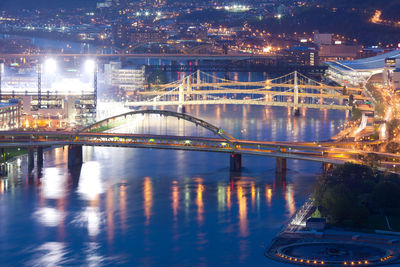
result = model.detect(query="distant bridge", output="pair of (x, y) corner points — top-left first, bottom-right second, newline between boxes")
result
(127, 70), (367, 110)
(113, 42), (224, 55)
(0, 53), (276, 60)
(0, 110), (397, 173)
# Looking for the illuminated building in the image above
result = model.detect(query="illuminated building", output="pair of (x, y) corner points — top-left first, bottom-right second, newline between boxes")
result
(313, 31), (332, 47)
(280, 47), (318, 66)
(326, 49), (400, 86)
(393, 68), (400, 91)
(1, 61), (97, 125)
(104, 62), (146, 91)
(319, 44), (362, 62)
(0, 99), (21, 130)
(131, 30), (168, 43)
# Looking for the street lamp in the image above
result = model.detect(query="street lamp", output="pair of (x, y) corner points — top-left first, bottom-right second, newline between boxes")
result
(44, 58), (57, 74)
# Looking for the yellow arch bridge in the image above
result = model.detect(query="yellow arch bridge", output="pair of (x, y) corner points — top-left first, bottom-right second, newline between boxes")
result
(0, 110), (397, 175)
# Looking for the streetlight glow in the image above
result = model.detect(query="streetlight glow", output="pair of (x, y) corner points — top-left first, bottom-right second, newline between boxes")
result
(84, 59), (96, 73)
(44, 58), (57, 73)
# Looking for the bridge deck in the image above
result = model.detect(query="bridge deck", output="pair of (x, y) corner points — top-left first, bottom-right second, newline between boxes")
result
(124, 99), (352, 110)
(0, 131), (398, 172)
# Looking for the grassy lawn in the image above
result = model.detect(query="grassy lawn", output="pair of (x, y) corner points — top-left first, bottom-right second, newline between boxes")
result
(1, 148), (28, 162)
(88, 125), (113, 133)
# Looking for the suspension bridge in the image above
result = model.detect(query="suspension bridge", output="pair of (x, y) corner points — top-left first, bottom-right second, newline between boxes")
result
(126, 70), (368, 111)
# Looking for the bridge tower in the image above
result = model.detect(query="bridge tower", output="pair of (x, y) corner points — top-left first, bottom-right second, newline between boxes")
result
(196, 70), (201, 101)
(186, 76), (192, 101)
(178, 82), (185, 113)
(197, 69), (201, 90)
(293, 71), (300, 116)
(265, 79), (273, 103)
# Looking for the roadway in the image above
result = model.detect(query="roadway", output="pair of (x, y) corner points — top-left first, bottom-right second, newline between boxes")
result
(0, 131), (399, 171)
(124, 99), (352, 110)
(137, 90), (368, 100)
(153, 82), (364, 93)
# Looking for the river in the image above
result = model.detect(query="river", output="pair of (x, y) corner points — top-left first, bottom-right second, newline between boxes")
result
(0, 34), (349, 266)
(0, 104), (346, 266)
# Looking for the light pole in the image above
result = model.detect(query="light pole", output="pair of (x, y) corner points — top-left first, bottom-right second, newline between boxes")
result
(38, 58), (57, 109)
(37, 63), (41, 108)
(0, 63), (4, 102)
(85, 59), (97, 121)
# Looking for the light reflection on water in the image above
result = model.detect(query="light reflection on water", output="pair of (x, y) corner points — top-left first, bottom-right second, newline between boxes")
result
(0, 105), (345, 266)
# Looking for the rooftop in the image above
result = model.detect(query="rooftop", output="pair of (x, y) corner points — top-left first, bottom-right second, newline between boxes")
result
(331, 49), (400, 71)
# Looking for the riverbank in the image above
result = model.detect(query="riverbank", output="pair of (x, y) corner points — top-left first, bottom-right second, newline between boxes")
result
(265, 227), (400, 266)
(1, 147), (28, 163)
(266, 163), (400, 266)
(265, 195), (400, 266)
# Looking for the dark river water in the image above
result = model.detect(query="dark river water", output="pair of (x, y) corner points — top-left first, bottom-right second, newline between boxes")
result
(0, 104), (347, 266)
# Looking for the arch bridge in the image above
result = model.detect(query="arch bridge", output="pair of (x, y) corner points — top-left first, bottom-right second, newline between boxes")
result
(0, 110), (398, 174)
(115, 42), (223, 55)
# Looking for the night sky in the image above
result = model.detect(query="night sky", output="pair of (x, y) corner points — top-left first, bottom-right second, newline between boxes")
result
(0, 0), (98, 9)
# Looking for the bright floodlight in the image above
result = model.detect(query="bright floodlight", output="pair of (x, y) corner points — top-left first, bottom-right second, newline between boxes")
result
(84, 59), (96, 73)
(44, 58), (57, 74)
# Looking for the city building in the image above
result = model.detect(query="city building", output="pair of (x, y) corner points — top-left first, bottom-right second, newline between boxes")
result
(319, 44), (362, 62)
(280, 47), (318, 66)
(20, 95), (95, 126)
(0, 64), (97, 125)
(131, 30), (168, 44)
(360, 46), (386, 58)
(314, 31), (332, 47)
(326, 49), (400, 86)
(393, 68), (400, 91)
(0, 99), (21, 130)
(104, 62), (146, 91)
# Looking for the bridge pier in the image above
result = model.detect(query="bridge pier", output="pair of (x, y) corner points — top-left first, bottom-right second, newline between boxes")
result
(276, 157), (287, 174)
(230, 153), (242, 172)
(37, 147), (43, 169)
(275, 157), (287, 188)
(177, 105), (186, 113)
(68, 145), (83, 168)
(293, 107), (300, 117)
(28, 147), (35, 173)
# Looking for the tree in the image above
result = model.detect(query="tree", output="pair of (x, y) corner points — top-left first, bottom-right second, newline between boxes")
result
(373, 181), (400, 215)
